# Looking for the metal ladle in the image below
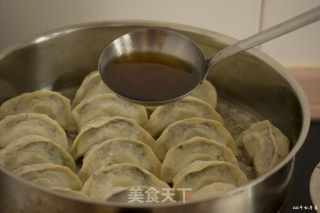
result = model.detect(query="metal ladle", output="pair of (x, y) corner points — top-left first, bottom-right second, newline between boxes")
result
(99, 6), (320, 105)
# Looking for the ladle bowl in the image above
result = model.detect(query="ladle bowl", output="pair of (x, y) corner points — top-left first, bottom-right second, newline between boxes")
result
(98, 28), (206, 105)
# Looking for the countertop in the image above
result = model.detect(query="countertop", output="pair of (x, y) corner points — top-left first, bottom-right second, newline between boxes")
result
(281, 122), (320, 212)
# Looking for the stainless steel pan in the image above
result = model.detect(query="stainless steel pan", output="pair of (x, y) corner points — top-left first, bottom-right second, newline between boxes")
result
(0, 21), (310, 213)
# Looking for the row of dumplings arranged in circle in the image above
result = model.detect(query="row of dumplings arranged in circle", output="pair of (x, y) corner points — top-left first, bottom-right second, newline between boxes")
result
(0, 71), (290, 202)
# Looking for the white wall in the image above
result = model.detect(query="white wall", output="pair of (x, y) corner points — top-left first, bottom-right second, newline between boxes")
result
(0, 0), (319, 66)
(261, 0), (320, 67)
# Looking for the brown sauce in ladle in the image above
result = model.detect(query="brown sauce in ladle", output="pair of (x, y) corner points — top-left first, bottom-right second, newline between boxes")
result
(102, 52), (200, 103)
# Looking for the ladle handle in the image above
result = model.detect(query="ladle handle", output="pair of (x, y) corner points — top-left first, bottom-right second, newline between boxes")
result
(206, 6), (320, 73)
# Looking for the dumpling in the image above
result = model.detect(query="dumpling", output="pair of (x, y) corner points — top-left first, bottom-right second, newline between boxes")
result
(79, 138), (161, 181)
(72, 71), (113, 108)
(160, 137), (238, 183)
(0, 91), (74, 131)
(0, 113), (68, 150)
(173, 160), (248, 200)
(72, 94), (148, 129)
(69, 116), (155, 160)
(154, 118), (238, 161)
(82, 163), (169, 201)
(189, 79), (217, 108)
(0, 135), (76, 172)
(14, 163), (82, 190)
(188, 182), (236, 200)
(51, 187), (88, 199)
(145, 96), (224, 137)
(236, 120), (290, 176)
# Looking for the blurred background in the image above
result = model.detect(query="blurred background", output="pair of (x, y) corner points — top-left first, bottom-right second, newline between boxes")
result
(0, 0), (320, 117)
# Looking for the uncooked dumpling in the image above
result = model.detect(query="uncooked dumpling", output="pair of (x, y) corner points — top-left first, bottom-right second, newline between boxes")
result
(160, 137), (238, 183)
(79, 138), (161, 181)
(188, 182), (236, 200)
(82, 163), (169, 201)
(189, 79), (217, 108)
(0, 113), (68, 150)
(69, 116), (155, 160)
(14, 163), (82, 190)
(0, 135), (76, 172)
(145, 96), (224, 137)
(237, 120), (290, 176)
(0, 91), (74, 131)
(173, 160), (247, 200)
(72, 94), (148, 129)
(72, 71), (113, 108)
(154, 118), (238, 161)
